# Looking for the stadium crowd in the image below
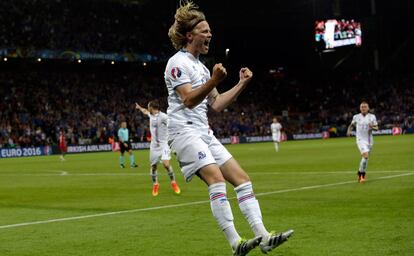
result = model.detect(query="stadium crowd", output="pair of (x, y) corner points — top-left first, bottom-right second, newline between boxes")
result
(0, 71), (164, 148)
(0, 0), (169, 56)
(0, 0), (412, 148)
(1, 70), (413, 148)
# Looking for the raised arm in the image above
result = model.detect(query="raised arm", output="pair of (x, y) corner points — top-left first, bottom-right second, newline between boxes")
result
(208, 68), (253, 112)
(135, 103), (150, 115)
(175, 63), (227, 109)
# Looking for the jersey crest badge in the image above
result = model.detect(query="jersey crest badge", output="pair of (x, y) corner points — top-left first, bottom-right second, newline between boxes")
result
(198, 151), (206, 160)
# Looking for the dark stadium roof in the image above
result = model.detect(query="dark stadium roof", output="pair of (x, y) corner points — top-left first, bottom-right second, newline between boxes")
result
(136, 0), (413, 72)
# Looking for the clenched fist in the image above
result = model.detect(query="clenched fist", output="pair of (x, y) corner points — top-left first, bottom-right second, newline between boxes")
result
(239, 68), (253, 85)
(211, 63), (227, 83)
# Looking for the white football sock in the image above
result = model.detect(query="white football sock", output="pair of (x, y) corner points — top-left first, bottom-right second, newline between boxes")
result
(151, 169), (158, 184)
(274, 142), (279, 152)
(223, 225), (241, 250)
(359, 157), (368, 173)
(167, 166), (175, 181)
(235, 182), (270, 241)
(209, 182), (240, 248)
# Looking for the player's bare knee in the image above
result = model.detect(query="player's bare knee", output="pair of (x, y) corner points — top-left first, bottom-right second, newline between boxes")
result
(205, 174), (225, 184)
(239, 172), (251, 183)
(220, 159), (250, 186)
(231, 172), (250, 187)
(198, 164), (225, 185)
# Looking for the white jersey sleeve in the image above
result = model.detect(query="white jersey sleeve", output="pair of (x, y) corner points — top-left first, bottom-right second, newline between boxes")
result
(160, 112), (168, 127)
(158, 112), (169, 144)
(277, 123), (282, 130)
(149, 112), (169, 146)
(165, 56), (192, 89)
(370, 114), (378, 126)
(351, 115), (357, 126)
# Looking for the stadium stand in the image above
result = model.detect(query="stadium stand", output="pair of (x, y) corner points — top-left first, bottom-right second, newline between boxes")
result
(1, 70), (413, 148)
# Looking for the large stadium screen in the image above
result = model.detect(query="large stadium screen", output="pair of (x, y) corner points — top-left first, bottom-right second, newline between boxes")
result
(315, 19), (362, 49)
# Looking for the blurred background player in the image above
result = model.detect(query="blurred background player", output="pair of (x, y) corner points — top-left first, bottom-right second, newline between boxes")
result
(58, 128), (67, 161)
(135, 101), (181, 196)
(117, 121), (138, 168)
(347, 101), (378, 182)
(165, 2), (293, 255)
(270, 117), (282, 152)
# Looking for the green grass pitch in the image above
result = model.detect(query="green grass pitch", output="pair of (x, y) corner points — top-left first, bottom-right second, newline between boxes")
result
(1, 135), (413, 255)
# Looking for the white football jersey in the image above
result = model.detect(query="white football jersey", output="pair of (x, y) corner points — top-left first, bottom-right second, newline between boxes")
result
(148, 112), (168, 147)
(164, 50), (211, 137)
(271, 123), (282, 135)
(351, 113), (378, 144)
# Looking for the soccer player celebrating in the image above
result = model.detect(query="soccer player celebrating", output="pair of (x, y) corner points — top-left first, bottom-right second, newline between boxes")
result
(117, 121), (138, 168)
(270, 117), (282, 152)
(347, 101), (378, 182)
(135, 101), (181, 196)
(58, 128), (67, 161)
(165, 2), (293, 255)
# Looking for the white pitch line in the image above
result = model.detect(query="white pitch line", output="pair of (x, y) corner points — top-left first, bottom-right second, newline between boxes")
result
(0, 170), (412, 177)
(0, 200), (210, 230)
(255, 172), (414, 197)
(0, 172), (413, 230)
(0, 173), (145, 177)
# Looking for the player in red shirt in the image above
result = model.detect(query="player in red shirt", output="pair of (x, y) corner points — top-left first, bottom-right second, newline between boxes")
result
(59, 128), (67, 161)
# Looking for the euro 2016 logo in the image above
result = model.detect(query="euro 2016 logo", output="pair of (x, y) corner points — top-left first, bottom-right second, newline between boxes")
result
(171, 67), (182, 79)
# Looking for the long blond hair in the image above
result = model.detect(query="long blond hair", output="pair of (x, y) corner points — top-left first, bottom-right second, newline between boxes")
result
(168, 1), (206, 50)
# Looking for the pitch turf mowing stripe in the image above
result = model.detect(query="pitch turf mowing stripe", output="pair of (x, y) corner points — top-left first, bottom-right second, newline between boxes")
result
(0, 172), (413, 230)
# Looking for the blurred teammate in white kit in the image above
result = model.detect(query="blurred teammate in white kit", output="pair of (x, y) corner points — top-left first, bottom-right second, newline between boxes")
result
(136, 101), (181, 196)
(270, 117), (282, 152)
(347, 101), (378, 183)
